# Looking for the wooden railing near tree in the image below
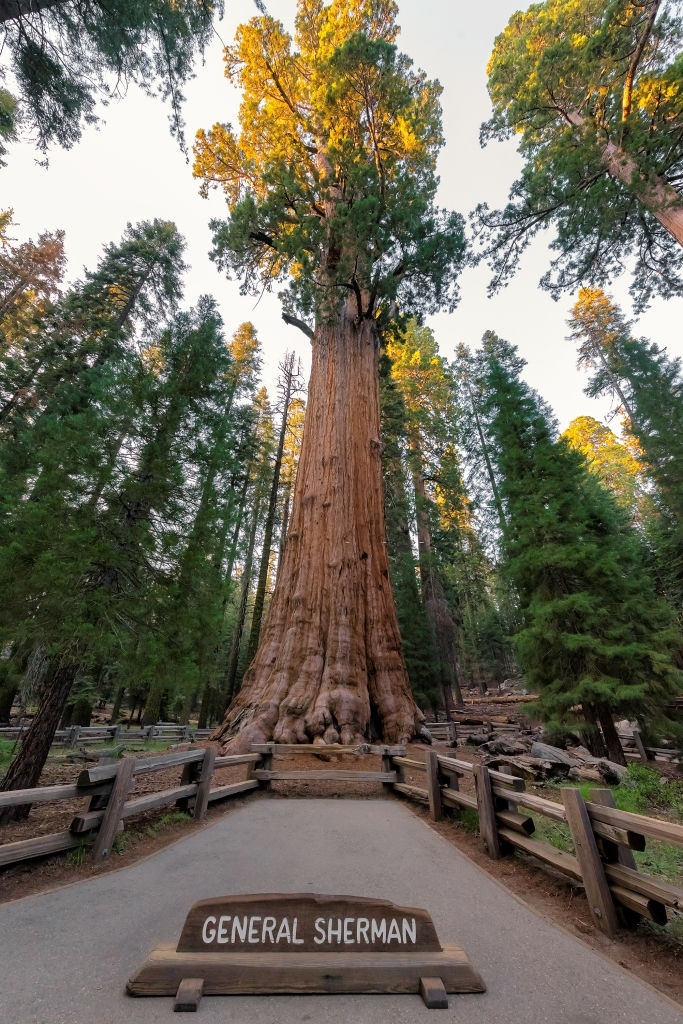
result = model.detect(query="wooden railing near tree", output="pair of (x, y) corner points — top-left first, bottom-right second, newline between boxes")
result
(390, 751), (683, 939)
(1, 743), (681, 943)
(0, 722), (215, 746)
(0, 748), (261, 868)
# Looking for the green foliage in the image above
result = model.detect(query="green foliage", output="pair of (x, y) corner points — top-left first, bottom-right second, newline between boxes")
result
(0, 87), (17, 164)
(456, 806), (480, 834)
(193, 0), (466, 327)
(66, 843), (88, 867)
(0, 0), (224, 153)
(475, 332), (683, 740)
(618, 763), (683, 817)
(475, 0), (683, 308)
(112, 832), (130, 855)
(0, 217), (267, 788)
(569, 288), (683, 600)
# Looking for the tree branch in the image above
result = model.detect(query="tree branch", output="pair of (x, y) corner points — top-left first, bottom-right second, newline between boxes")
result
(281, 312), (314, 339)
(250, 230), (277, 249)
(622, 1), (662, 123)
(0, 0), (62, 25)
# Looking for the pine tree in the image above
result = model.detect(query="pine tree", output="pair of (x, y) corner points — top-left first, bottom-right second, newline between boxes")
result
(379, 350), (439, 711)
(478, 333), (682, 759)
(569, 288), (683, 598)
(562, 415), (652, 528)
(0, 224), (198, 809)
(245, 352), (304, 665)
(0, 0), (230, 153)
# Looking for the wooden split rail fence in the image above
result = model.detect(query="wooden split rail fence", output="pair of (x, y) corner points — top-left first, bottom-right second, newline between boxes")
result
(1, 743), (681, 941)
(0, 722), (215, 747)
(390, 749), (683, 939)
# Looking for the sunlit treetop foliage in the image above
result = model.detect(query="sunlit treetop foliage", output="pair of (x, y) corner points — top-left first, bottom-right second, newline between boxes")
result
(474, 0), (683, 309)
(562, 414), (651, 524)
(193, 0), (465, 328)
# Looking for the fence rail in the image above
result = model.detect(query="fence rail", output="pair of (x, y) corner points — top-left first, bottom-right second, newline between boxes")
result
(1, 741), (681, 941)
(0, 746), (259, 868)
(389, 750), (683, 938)
(0, 722), (215, 747)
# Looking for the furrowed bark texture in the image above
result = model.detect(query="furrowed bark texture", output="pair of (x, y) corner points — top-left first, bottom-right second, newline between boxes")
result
(0, 660), (77, 822)
(213, 308), (423, 751)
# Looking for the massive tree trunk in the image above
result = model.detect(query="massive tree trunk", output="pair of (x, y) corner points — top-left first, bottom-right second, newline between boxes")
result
(213, 304), (424, 751)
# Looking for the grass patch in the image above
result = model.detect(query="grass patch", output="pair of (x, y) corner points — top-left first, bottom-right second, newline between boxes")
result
(145, 811), (191, 837)
(533, 764), (683, 883)
(455, 806), (480, 834)
(615, 763), (683, 818)
(66, 844), (88, 868)
(112, 832), (131, 855)
(0, 737), (15, 773)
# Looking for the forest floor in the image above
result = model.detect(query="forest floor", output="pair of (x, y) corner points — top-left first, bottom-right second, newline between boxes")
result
(0, 731), (681, 1008)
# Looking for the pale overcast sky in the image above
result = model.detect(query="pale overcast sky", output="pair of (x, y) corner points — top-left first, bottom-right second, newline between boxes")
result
(2, 0), (682, 429)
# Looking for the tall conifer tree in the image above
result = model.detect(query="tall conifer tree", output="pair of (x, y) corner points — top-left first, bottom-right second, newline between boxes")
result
(197, 0), (465, 748)
(477, 333), (681, 759)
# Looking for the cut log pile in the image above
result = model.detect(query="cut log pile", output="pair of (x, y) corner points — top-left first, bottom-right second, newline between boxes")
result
(483, 741), (628, 785)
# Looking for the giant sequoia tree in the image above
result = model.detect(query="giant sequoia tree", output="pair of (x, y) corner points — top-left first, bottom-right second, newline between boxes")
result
(475, 0), (683, 308)
(196, 0), (465, 749)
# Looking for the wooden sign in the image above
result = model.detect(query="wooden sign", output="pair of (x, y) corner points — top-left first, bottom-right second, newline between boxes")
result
(127, 893), (485, 1011)
(177, 893), (441, 953)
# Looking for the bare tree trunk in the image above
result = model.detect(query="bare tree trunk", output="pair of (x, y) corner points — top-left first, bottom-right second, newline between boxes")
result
(213, 307), (423, 750)
(412, 464), (463, 711)
(0, 660), (77, 822)
(597, 703), (627, 766)
(246, 352), (300, 664)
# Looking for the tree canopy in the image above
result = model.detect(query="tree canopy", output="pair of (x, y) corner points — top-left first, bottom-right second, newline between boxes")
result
(0, 0), (227, 153)
(193, 0), (465, 329)
(474, 0), (683, 309)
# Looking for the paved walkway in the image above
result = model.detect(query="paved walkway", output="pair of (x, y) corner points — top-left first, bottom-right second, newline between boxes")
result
(1, 798), (680, 1024)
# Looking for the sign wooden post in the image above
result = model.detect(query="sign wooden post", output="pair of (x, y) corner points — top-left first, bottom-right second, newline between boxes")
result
(127, 893), (485, 1011)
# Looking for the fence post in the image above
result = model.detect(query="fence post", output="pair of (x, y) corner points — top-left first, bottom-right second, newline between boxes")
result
(588, 787), (667, 928)
(260, 743), (274, 791)
(92, 756), (136, 862)
(562, 787), (619, 937)
(425, 749), (443, 821)
(473, 764), (501, 859)
(193, 746), (217, 821)
(381, 746), (395, 793)
(632, 727), (649, 763)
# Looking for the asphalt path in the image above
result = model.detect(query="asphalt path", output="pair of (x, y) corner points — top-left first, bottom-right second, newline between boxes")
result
(1, 797), (680, 1024)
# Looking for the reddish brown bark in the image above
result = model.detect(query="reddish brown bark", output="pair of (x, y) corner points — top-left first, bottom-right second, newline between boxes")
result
(565, 110), (683, 248)
(213, 302), (424, 750)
